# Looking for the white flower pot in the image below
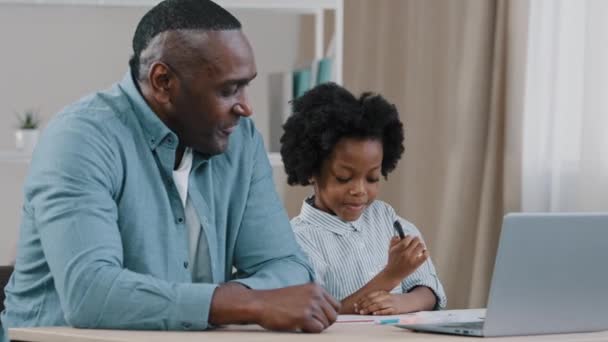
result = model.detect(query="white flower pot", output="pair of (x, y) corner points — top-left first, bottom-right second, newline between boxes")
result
(15, 129), (39, 154)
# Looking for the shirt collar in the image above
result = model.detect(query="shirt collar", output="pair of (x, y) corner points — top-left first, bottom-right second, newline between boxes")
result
(118, 71), (174, 151)
(299, 197), (365, 235)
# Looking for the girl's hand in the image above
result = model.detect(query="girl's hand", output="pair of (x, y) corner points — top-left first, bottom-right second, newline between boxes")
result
(354, 290), (400, 315)
(383, 235), (428, 281)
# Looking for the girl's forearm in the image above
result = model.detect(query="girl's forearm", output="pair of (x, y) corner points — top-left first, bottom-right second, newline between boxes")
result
(339, 270), (402, 314)
(395, 286), (437, 313)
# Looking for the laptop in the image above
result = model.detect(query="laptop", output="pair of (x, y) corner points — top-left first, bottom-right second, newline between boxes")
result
(397, 213), (608, 337)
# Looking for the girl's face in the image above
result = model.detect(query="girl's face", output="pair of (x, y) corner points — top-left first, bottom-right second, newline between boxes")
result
(312, 138), (383, 222)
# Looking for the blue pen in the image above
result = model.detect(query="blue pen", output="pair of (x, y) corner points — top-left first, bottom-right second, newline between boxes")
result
(393, 220), (406, 239)
(378, 318), (400, 325)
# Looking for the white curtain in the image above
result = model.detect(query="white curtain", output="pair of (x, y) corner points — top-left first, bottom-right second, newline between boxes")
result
(342, 0), (528, 308)
(522, 0), (608, 212)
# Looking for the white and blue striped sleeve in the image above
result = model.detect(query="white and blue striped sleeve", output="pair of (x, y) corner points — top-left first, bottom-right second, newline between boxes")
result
(292, 222), (329, 287)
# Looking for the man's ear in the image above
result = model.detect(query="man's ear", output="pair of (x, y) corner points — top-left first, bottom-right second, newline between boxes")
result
(147, 62), (175, 104)
(310, 174), (322, 187)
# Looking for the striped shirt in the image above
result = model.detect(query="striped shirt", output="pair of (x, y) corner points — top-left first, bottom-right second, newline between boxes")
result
(292, 199), (447, 309)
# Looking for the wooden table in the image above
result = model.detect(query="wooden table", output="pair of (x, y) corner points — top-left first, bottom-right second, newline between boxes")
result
(10, 323), (608, 342)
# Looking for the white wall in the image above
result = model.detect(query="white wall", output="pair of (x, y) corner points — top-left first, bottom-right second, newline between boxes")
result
(0, 4), (314, 264)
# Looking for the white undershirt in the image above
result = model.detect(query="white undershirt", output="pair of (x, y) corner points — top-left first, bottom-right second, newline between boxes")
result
(172, 148), (200, 273)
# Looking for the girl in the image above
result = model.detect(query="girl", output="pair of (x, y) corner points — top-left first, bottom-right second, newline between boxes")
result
(280, 83), (446, 315)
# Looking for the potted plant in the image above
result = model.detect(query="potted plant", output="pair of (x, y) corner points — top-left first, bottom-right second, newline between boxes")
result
(15, 109), (41, 153)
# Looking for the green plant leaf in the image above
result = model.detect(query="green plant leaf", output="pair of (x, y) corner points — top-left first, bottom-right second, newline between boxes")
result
(15, 109), (40, 129)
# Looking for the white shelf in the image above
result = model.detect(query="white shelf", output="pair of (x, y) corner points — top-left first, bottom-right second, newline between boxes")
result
(0, 0), (344, 84)
(267, 152), (282, 167)
(0, 150), (31, 163)
(0, 0), (342, 166)
(0, 149), (281, 167)
(0, 0), (340, 10)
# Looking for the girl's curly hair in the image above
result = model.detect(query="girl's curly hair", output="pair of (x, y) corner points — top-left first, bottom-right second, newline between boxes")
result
(280, 82), (404, 186)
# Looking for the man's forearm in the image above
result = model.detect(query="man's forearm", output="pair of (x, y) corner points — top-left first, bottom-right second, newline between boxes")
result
(208, 282), (260, 326)
(210, 282), (340, 333)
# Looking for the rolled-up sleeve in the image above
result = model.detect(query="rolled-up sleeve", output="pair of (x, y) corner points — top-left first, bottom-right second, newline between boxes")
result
(29, 116), (216, 330)
(231, 131), (314, 290)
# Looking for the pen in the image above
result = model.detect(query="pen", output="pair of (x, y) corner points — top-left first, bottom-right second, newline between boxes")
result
(377, 318), (400, 325)
(393, 220), (405, 239)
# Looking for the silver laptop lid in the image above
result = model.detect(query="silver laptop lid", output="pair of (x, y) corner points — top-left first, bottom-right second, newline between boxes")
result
(484, 213), (608, 337)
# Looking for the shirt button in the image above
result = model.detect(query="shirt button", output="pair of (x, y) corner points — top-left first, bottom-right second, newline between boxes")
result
(177, 217), (184, 224)
(183, 261), (189, 269)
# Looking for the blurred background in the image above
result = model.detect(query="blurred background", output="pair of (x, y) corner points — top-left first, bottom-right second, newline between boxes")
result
(1, 0), (607, 310)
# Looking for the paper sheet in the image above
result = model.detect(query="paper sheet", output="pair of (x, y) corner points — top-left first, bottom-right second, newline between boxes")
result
(337, 308), (486, 325)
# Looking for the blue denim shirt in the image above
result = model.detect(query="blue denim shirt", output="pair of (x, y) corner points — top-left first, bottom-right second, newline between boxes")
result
(1, 73), (313, 341)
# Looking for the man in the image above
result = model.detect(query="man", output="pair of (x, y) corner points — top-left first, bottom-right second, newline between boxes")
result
(0, 1), (339, 340)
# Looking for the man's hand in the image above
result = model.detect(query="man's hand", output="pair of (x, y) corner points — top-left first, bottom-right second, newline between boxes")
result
(383, 235), (428, 281)
(209, 282), (340, 333)
(255, 283), (340, 333)
(354, 290), (400, 315)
